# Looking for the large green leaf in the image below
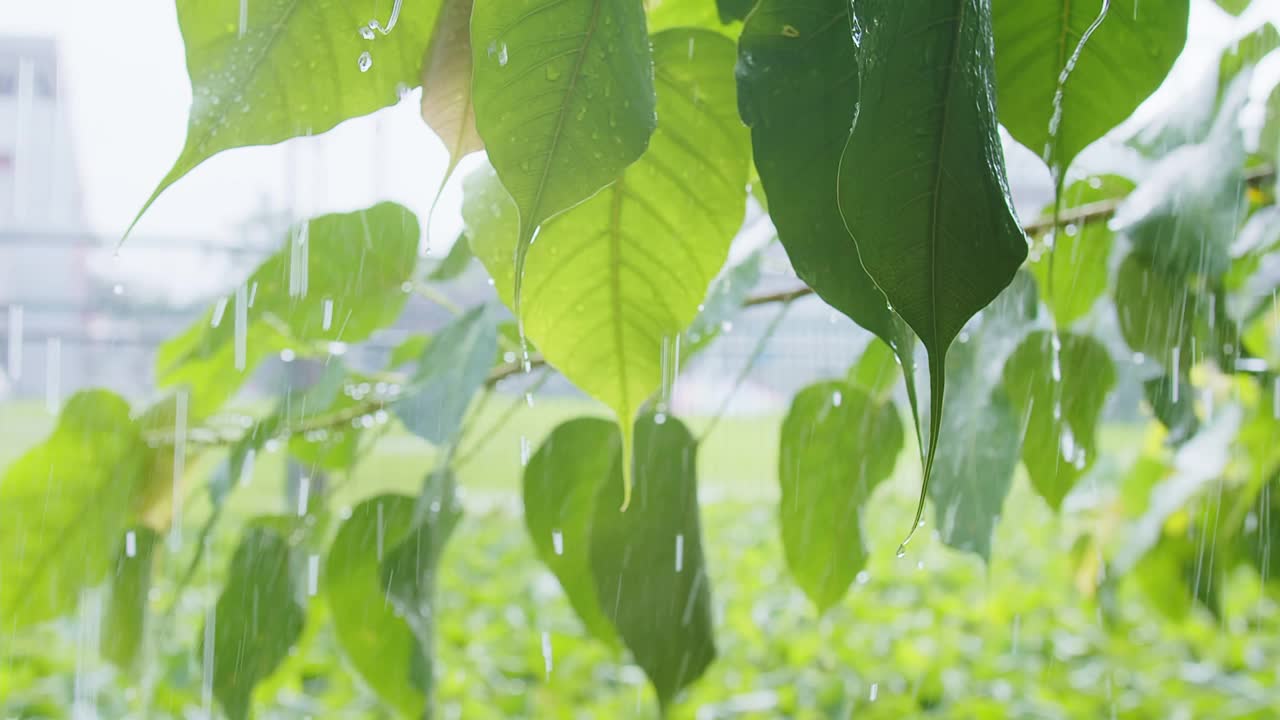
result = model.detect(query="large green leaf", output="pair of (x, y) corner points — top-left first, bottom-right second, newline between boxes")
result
(736, 0), (914, 372)
(589, 415), (715, 710)
(928, 274), (1039, 561)
(157, 203), (419, 418)
(1113, 252), (1234, 373)
(991, 0), (1188, 179)
(0, 391), (146, 628)
(1003, 331), (1116, 510)
(326, 491), (459, 717)
(523, 419), (621, 645)
(470, 0), (657, 305)
(467, 29), (748, 505)
(395, 305), (498, 445)
(101, 526), (160, 670)
(523, 415), (715, 709)
(1028, 175), (1134, 325)
(836, 0), (1028, 536)
(131, 0), (440, 232)
(778, 381), (901, 611)
(202, 525), (305, 720)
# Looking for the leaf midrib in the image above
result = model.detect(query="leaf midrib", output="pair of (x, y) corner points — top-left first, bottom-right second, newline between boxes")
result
(526, 0), (607, 227)
(926, 0), (967, 351)
(607, 178), (631, 421)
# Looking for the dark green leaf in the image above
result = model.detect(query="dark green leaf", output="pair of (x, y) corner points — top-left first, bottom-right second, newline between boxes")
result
(395, 305), (498, 445)
(589, 415), (715, 710)
(736, 0), (914, 369)
(202, 525), (305, 720)
(0, 391), (146, 628)
(1028, 175), (1134, 325)
(470, 0), (657, 301)
(992, 0), (1188, 178)
(1114, 252), (1233, 373)
(716, 0), (754, 24)
(102, 526), (159, 670)
(131, 0), (440, 232)
(836, 0), (1029, 533)
(427, 233), (474, 282)
(523, 418), (621, 645)
(1003, 331), (1116, 510)
(158, 203), (420, 418)
(327, 487), (460, 717)
(778, 382), (901, 611)
(468, 29), (749, 505)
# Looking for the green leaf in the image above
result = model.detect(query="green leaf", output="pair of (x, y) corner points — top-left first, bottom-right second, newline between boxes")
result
(685, 249), (763, 358)
(523, 419), (622, 645)
(1216, 0), (1252, 15)
(158, 203), (419, 418)
(836, 0), (1029, 537)
(326, 488), (460, 717)
(395, 305), (498, 445)
(927, 275), (1039, 561)
(1003, 331), (1115, 510)
(991, 0), (1188, 178)
(131, 0), (440, 233)
(848, 339), (900, 402)
(202, 525), (305, 720)
(101, 526), (160, 670)
(389, 333), (433, 369)
(589, 415), (715, 710)
(467, 29), (749, 506)
(1261, 82), (1280, 163)
(422, 0), (484, 175)
(1114, 121), (1247, 281)
(1028, 175), (1134, 325)
(716, 0), (754, 24)
(1113, 252), (1228, 373)
(0, 391), (146, 628)
(778, 382), (902, 611)
(470, 0), (657, 305)
(647, 0), (738, 36)
(426, 233), (474, 282)
(1143, 375), (1199, 446)
(736, 0), (912, 370)
(286, 369), (375, 471)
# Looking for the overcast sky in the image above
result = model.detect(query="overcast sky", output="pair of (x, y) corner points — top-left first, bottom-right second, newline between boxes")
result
(4, 0), (1280, 247)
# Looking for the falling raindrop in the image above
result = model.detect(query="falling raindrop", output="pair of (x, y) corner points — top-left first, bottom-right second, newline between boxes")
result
(869, 683), (879, 701)
(125, 530), (137, 558)
(307, 554), (320, 596)
(552, 529), (564, 556)
(297, 476), (311, 516)
(289, 221), (309, 297)
(541, 631), (553, 677)
(358, 51), (373, 72)
(322, 297), (334, 331)
(831, 390), (843, 407)
(210, 297), (228, 328)
(675, 533), (685, 572)
(238, 0), (249, 37)
(520, 436), (531, 466)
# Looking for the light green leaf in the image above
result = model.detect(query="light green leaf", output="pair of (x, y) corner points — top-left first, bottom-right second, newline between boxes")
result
(467, 29), (748, 506)
(927, 275), (1039, 561)
(837, 0), (1029, 536)
(1114, 119), (1247, 281)
(848, 339), (900, 402)
(1216, 0), (1252, 15)
(426, 233), (474, 282)
(101, 526), (159, 670)
(992, 0), (1188, 178)
(1262, 82), (1280, 163)
(326, 491), (458, 717)
(395, 305), (498, 445)
(589, 415), (715, 710)
(1029, 175), (1134, 325)
(1003, 331), (1116, 510)
(202, 525), (305, 720)
(523, 418), (622, 645)
(131, 0), (440, 232)
(158, 203), (419, 418)
(470, 0), (657, 305)
(0, 391), (146, 628)
(422, 0), (483, 174)
(778, 382), (901, 611)
(646, 0), (737, 35)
